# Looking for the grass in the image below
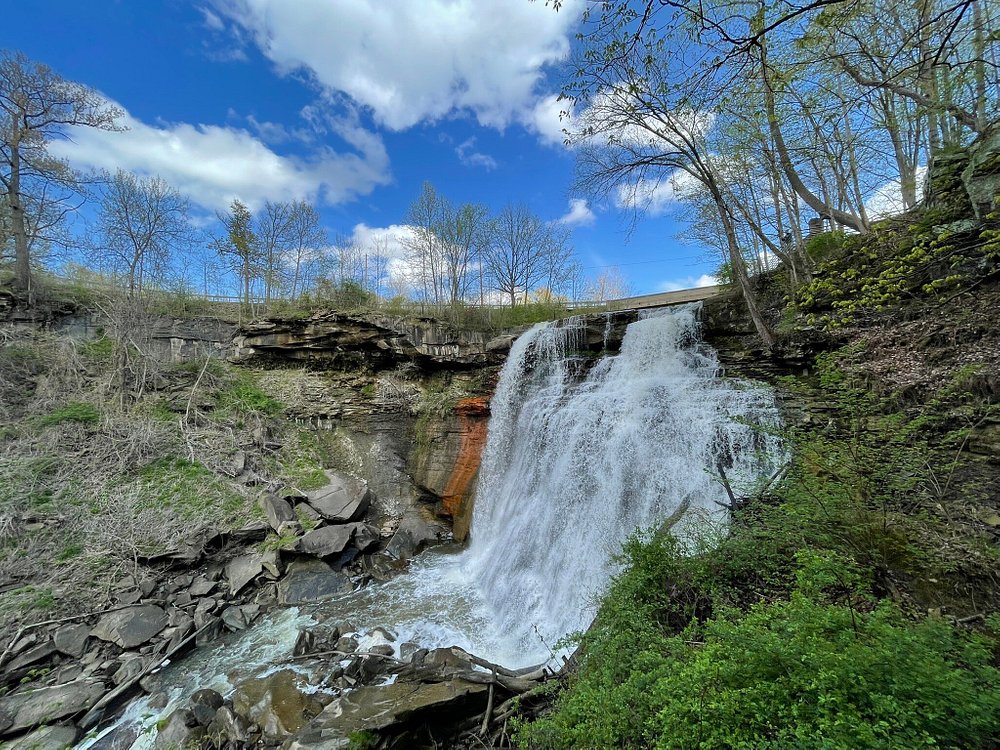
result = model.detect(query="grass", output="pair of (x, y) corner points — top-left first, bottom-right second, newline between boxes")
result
(38, 401), (101, 427)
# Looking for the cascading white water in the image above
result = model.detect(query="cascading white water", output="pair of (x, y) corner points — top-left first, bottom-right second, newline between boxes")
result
(459, 305), (784, 654)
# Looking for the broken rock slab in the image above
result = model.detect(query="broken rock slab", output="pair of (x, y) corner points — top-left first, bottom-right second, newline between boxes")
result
(0, 679), (106, 736)
(278, 559), (352, 605)
(305, 472), (371, 522)
(286, 679), (488, 748)
(226, 553), (264, 595)
(259, 494), (297, 531)
(91, 605), (168, 649)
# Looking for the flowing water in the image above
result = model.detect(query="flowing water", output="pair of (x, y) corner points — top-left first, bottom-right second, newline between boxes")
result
(81, 304), (784, 747)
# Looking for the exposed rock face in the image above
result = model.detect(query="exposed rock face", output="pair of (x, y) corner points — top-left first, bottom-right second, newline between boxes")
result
(961, 128), (1000, 219)
(439, 396), (491, 541)
(232, 312), (505, 370)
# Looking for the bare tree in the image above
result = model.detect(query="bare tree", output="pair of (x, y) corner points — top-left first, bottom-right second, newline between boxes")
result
(285, 200), (326, 299)
(483, 203), (552, 307)
(95, 170), (191, 297)
(0, 50), (123, 298)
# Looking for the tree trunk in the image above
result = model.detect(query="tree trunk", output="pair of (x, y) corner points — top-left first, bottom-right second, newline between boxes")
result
(760, 50), (868, 233)
(7, 131), (31, 295)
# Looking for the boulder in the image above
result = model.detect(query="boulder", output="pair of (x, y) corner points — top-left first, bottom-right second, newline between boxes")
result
(305, 473), (371, 522)
(962, 128), (1000, 219)
(153, 708), (204, 750)
(260, 494), (297, 531)
(208, 706), (253, 745)
(91, 605), (168, 649)
(0, 680), (105, 736)
(293, 525), (356, 559)
(52, 625), (90, 659)
(385, 507), (441, 560)
(277, 559), (352, 605)
(189, 688), (224, 726)
(226, 553), (264, 595)
(2, 723), (79, 749)
(232, 670), (324, 739)
(289, 680), (488, 748)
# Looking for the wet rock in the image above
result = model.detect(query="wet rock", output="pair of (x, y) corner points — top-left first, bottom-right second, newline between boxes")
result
(209, 705), (252, 744)
(190, 688), (224, 726)
(53, 624), (90, 659)
(305, 473), (371, 522)
(154, 708), (204, 750)
(369, 627), (395, 642)
(88, 722), (139, 750)
(3, 723), (79, 749)
(335, 635), (359, 654)
(226, 553), (264, 595)
(289, 680), (488, 748)
(232, 670), (323, 739)
(278, 559), (352, 605)
(293, 629), (316, 657)
(91, 605), (168, 649)
(399, 642), (420, 661)
(369, 644), (395, 658)
(260, 494), (297, 531)
(221, 606), (249, 632)
(385, 507), (442, 560)
(193, 612), (222, 645)
(0, 679), (105, 736)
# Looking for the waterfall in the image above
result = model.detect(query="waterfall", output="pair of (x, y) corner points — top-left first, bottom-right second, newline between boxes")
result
(76, 304), (785, 749)
(462, 304), (784, 655)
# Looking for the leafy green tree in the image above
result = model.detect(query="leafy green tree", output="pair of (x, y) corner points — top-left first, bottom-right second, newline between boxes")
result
(215, 198), (261, 314)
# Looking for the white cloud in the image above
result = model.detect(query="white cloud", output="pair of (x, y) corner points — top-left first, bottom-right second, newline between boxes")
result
(525, 94), (572, 147)
(344, 222), (416, 260)
(455, 137), (498, 170)
(615, 171), (700, 215)
(556, 198), (596, 227)
(211, 0), (582, 130)
(865, 166), (927, 220)
(49, 105), (390, 212)
(658, 274), (719, 292)
(199, 6), (226, 31)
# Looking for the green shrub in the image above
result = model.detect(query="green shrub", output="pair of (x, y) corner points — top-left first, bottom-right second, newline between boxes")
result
(522, 555), (1000, 750)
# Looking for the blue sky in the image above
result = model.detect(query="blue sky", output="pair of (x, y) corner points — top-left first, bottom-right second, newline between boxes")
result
(3, 0), (719, 295)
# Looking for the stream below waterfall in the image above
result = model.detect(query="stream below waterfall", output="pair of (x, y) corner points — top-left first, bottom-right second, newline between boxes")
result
(81, 304), (785, 749)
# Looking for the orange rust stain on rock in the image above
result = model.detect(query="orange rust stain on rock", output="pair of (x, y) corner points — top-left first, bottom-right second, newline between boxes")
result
(440, 396), (491, 539)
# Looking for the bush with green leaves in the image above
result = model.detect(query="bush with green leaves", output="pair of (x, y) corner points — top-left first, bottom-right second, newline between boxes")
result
(521, 538), (1000, 750)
